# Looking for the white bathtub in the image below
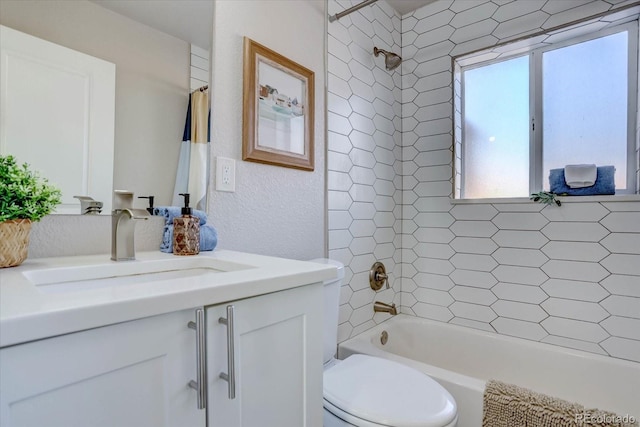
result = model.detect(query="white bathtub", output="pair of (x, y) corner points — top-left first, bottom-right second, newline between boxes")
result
(338, 315), (640, 427)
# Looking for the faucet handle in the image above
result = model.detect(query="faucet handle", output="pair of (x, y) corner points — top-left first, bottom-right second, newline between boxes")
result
(113, 190), (134, 210)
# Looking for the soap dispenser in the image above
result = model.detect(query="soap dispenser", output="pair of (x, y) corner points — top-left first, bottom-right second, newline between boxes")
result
(173, 193), (200, 255)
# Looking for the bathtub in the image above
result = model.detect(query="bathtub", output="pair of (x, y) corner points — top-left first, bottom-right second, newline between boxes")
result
(337, 315), (640, 427)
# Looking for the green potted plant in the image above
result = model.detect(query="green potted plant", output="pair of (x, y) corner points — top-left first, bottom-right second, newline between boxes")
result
(0, 155), (61, 267)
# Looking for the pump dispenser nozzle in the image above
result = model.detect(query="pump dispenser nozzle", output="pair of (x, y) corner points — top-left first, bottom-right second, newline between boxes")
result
(179, 193), (192, 215)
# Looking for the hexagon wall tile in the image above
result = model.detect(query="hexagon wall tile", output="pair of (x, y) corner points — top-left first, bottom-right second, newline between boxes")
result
(327, 0), (640, 362)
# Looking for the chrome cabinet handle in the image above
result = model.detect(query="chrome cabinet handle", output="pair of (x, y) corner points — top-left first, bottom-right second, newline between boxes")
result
(218, 305), (236, 399)
(188, 308), (207, 410)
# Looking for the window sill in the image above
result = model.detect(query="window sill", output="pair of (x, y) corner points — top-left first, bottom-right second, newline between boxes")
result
(451, 194), (640, 204)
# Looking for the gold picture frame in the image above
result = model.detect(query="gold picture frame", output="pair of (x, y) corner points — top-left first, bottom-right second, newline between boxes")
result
(242, 37), (315, 171)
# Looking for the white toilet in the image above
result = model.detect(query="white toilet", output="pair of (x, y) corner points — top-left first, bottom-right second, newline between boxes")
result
(313, 259), (458, 427)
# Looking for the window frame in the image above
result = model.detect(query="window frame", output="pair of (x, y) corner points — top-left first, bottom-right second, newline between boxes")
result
(457, 20), (639, 199)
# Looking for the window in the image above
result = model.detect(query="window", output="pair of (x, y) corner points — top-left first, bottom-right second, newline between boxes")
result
(456, 21), (638, 199)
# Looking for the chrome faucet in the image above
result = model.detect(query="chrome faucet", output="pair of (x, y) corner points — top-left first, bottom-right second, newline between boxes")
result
(373, 301), (397, 315)
(111, 191), (149, 261)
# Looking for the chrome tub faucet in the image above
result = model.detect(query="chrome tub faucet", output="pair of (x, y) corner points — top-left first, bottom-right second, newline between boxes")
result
(373, 301), (397, 315)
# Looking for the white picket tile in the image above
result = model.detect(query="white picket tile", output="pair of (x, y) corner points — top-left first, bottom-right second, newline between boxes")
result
(450, 285), (497, 305)
(414, 272), (456, 291)
(601, 316), (640, 340)
(541, 335), (607, 355)
(541, 317), (608, 342)
(449, 301), (497, 322)
(600, 233), (640, 254)
(450, 2), (498, 28)
(450, 220), (499, 237)
(541, 279), (609, 302)
(600, 295), (640, 319)
(541, 203), (608, 222)
(491, 230), (548, 249)
(349, 202), (377, 220)
(600, 275), (640, 297)
(541, 222), (610, 242)
(542, 260), (609, 282)
(450, 317), (496, 333)
(540, 241), (608, 262)
(412, 302), (454, 322)
(450, 269), (497, 289)
(491, 300), (548, 322)
(600, 337), (640, 363)
(493, 0), (546, 22)
(492, 248), (549, 267)
(449, 237), (497, 254)
(414, 287), (454, 306)
(413, 227), (456, 243)
(600, 254), (640, 276)
(492, 265), (548, 286)
(413, 212), (455, 228)
(413, 242), (454, 259)
(413, 257), (455, 275)
(492, 282), (548, 304)
(450, 253), (498, 272)
(492, 213), (548, 230)
(491, 317), (547, 341)
(541, 298), (609, 322)
(600, 212), (640, 232)
(450, 204), (498, 221)
(451, 19), (499, 44)
(493, 11), (549, 40)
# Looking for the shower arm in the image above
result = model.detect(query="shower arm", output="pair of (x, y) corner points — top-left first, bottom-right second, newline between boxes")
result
(328, 0), (378, 22)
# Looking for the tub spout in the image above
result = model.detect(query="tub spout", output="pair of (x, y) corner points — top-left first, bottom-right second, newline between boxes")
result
(374, 301), (397, 315)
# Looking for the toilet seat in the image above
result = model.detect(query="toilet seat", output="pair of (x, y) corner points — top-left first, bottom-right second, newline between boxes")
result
(323, 354), (457, 427)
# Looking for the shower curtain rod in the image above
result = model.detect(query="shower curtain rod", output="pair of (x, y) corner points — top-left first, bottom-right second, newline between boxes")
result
(328, 0), (378, 22)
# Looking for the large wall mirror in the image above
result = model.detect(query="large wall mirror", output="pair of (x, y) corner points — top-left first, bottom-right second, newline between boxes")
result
(0, 0), (213, 214)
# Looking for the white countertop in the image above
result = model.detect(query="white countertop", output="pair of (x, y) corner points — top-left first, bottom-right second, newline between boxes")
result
(0, 250), (337, 348)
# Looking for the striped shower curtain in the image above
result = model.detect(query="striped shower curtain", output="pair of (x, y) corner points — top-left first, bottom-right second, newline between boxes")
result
(173, 88), (210, 210)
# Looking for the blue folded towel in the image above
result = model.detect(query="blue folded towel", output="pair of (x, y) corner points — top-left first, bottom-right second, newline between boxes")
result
(153, 206), (208, 226)
(159, 224), (218, 253)
(549, 166), (615, 196)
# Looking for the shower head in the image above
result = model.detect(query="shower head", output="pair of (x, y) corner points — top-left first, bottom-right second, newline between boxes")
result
(373, 47), (402, 71)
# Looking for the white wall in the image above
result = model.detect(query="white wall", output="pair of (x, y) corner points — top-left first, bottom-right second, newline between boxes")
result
(399, 0), (640, 363)
(0, 0), (190, 257)
(209, 0), (326, 260)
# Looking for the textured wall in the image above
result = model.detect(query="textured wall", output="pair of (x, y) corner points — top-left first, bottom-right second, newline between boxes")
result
(327, 0), (403, 342)
(208, 0), (326, 261)
(400, 0), (640, 362)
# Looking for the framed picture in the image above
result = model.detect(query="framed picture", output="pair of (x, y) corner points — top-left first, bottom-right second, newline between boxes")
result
(242, 37), (315, 171)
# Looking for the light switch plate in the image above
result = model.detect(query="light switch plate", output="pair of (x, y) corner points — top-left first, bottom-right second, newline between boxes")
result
(216, 156), (236, 192)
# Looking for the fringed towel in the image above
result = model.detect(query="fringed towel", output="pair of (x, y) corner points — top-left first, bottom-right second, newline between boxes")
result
(483, 380), (638, 427)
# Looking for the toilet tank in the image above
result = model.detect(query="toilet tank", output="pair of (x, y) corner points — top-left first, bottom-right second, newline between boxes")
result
(310, 258), (345, 364)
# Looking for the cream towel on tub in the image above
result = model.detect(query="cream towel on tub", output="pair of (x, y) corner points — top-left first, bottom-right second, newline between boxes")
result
(482, 380), (638, 427)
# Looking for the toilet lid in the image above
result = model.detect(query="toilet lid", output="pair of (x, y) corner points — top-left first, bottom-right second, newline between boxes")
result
(323, 355), (457, 427)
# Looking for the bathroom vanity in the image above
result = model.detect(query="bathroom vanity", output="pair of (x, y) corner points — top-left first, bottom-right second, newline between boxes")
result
(0, 250), (335, 427)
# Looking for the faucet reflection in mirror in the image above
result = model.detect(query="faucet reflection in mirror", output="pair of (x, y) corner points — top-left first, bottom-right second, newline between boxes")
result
(111, 191), (149, 261)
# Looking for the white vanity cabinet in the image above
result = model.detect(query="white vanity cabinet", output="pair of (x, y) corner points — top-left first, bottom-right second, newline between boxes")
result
(0, 309), (205, 427)
(206, 283), (324, 427)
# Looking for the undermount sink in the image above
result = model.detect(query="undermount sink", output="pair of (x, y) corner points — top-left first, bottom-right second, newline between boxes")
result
(23, 256), (251, 294)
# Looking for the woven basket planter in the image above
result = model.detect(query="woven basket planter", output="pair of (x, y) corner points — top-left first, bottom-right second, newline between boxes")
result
(0, 219), (32, 268)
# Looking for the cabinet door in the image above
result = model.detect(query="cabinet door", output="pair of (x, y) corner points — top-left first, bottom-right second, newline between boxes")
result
(0, 309), (205, 427)
(207, 284), (323, 427)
